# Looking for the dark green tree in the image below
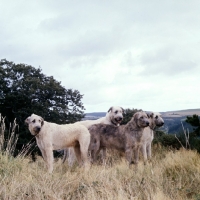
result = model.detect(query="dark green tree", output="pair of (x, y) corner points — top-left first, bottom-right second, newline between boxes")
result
(185, 114), (200, 136)
(121, 108), (142, 125)
(0, 59), (85, 152)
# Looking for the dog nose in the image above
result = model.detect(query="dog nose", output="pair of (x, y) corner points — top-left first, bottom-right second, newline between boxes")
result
(146, 121), (149, 126)
(36, 127), (41, 132)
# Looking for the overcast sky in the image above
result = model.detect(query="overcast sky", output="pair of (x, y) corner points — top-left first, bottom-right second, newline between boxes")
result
(1, 0), (200, 113)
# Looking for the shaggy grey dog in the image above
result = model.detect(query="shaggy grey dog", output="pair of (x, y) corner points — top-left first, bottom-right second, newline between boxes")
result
(88, 111), (149, 166)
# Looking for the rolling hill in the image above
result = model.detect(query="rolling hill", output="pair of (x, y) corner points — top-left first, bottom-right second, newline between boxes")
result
(84, 109), (200, 134)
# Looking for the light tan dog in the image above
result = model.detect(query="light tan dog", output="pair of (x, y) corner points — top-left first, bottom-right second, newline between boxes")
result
(63, 106), (124, 165)
(140, 112), (164, 164)
(76, 106), (124, 128)
(25, 114), (90, 173)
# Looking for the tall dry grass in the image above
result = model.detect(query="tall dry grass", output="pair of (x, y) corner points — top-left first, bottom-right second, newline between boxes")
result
(0, 114), (19, 156)
(1, 116), (200, 199)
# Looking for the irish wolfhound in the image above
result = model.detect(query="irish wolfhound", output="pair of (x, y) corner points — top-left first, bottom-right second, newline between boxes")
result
(88, 111), (149, 166)
(25, 114), (90, 173)
(141, 112), (164, 164)
(63, 106), (124, 165)
(76, 106), (124, 128)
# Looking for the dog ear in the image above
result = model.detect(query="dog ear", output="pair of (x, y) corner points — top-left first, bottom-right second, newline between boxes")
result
(133, 112), (139, 125)
(25, 116), (30, 125)
(107, 107), (113, 113)
(40, 117), (44, 126)
(146, 112), (153, 118)
(120, 107), (125, 114)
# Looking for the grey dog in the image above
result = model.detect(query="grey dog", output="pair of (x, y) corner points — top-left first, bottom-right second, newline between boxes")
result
(88, 111), (149, 166)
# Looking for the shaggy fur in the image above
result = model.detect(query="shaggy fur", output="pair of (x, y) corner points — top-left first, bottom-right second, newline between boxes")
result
(62, 106), (124, 165)
(88, 111), (149, 166)
(140, 112), (164, 164)
(25, 114), (90, 173)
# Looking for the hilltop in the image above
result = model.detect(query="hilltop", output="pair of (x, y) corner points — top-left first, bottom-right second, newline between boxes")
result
(161, 108), (200, 117)
(85, 108), (200, 120)
(84, 108), (200, 134)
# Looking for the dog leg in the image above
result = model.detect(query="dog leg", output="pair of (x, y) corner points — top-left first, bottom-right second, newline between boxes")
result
(141, 144), (148, 165)
(125, 148), (133, 166)
(62, 149), (68, 163)
(44, 148), (54, 173)
(68, 148), (77, 166)
(90, 140), (100, 163)
(102, 147), (107, 165)
(146, 143), (152, 162)
(40, 148), (47, 162)
(133, 147), (140, 165)
(74, 146), (82, 166)
(91, 149), (99, 163)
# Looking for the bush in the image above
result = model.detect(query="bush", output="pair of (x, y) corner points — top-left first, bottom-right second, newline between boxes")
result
(153, 133), (182, 149)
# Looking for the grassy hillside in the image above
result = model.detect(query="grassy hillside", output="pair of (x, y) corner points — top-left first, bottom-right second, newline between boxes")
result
(0, 147), (200, 199)
(1, 110), (200, 199)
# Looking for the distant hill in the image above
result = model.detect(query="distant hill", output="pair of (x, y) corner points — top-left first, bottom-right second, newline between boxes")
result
(84, 109), (200, 134)
(84, 108), (200, 120)
(161, 108), (200, 118)
(83, 112), (106, 120)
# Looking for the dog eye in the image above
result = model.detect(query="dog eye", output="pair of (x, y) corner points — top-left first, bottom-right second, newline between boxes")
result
(32, 119), (36, 123)
(115, 111), (118, 114)
(155, 116), (158, 119)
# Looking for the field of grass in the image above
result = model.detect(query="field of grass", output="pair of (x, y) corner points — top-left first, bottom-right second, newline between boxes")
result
(1, 115), (200, 200)
(0, 146), (200, 200)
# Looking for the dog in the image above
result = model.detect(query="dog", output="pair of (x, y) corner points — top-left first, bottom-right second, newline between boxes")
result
(25, 114), (90, 173)
(76, 106), (124, 128)
(88, 111), (149, 166)
(140, 112), (164, 164)
(62, 106), (124, 165)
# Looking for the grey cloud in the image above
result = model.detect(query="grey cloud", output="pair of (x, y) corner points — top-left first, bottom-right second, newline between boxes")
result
(139, 47), (199, 76)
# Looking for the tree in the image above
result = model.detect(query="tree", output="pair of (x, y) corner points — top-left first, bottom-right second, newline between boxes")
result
(185, 114), (200, 136)
(0, 59), (85, 152)
(121, 108), (142, 125)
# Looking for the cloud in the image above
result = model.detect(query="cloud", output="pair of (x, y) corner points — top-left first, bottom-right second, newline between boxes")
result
(1, 0), (200, 113)
(139, 46), (199, 76)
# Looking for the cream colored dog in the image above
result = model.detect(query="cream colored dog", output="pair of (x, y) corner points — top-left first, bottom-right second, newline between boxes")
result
(140, 112), (164, 164)
(63, 106), (124, 165)
(76, 106), (124, 128)
(25, 114), (90, 173)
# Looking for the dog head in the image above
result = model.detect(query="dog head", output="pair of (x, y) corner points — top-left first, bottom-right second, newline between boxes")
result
(25, 114), (44, 136)
(107, 106), (124, 125)
(146, 112), (164, 128)
(133, 111), (149, 128)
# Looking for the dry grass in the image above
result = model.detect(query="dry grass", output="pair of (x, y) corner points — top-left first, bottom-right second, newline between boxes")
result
(0, 147), (200, 200)
(1, 115), (200, 200)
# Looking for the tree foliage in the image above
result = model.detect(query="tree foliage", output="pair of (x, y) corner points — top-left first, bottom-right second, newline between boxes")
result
(185, 114), (200, 136)
(0, 59), (85, 148)
(121, 108), (142, 125)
